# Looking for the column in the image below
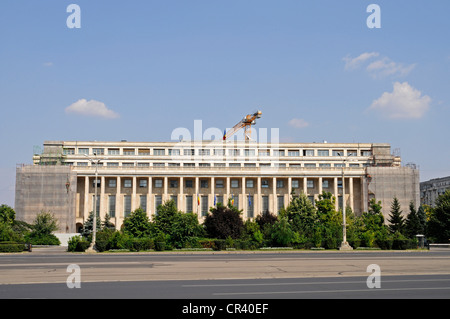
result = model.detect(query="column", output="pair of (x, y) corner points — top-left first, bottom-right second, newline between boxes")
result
(100, 176), (106, 221)
(256, 177), (261, 216)
(286, 177), (292, 207)
(334, 177), (339, 210)
(84, 176), (89, 220)
(226, 177), (230, 205)
(242, 177), (246, 216)
(147, 176), (152, 217)
(195, 177), (200, 213)
(272, 177), (277, 214)
(115, 176), (121, 227)
(164, 176), (168, 202)
(210, 176), (215, 208)
(179, 176), (184, 212)
(349, 177), (354, 212)
(131, 176), (137, 211)
(318, 176), (323, 200)
(303, 177), (307, 195)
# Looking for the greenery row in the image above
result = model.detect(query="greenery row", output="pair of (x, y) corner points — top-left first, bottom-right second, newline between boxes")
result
(68, 189), (450, 252)
(1, 189), (449, 253)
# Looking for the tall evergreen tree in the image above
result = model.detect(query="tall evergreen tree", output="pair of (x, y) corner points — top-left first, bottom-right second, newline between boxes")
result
(427, 190), (450, 242)
(416, 205), (427, 235)
(405, 201), (421, 238)
(388, 197), (405, 234)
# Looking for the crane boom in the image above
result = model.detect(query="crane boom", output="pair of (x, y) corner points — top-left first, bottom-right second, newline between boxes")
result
(223, 110), (262, 141)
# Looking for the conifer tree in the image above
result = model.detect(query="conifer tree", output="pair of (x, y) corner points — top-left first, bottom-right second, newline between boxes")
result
(388, 197), (405, 235)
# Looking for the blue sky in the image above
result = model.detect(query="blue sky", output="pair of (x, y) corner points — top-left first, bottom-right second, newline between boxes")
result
(1, 1), (450, 207)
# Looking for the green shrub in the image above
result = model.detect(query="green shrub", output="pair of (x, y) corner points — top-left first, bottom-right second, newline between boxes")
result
(67, 236), (90, 252)
(0, 241), (25, 253)
(127, 238), (154, 251)
(27, 233), (61, 246)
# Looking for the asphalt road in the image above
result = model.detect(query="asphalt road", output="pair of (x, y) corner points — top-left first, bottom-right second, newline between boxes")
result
(1, 247), (450, 300)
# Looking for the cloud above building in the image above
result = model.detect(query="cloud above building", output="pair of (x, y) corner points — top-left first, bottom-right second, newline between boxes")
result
(368, 82), (431, 119)
(65, 99), (120, 119)
(343, 52), (415, 78)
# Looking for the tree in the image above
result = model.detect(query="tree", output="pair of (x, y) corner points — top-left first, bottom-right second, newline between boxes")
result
(416, 205), (427, 235)
(204, 202), (244, 239)
(282, 192), (317, 238)
(387, 197), (405, 235)
(152, 200), (204, 248)
(315, 192), (342, 249)
(27, 211), (60, 245)
(405, 201), (421, 238)
(81, 211), (102, 239)
(102, 213), (116, 231)
(427, 190), (450, 243)
(270, 217), (299, 247)
(122, 208), (152, 238)
(0, 205), (15, 225)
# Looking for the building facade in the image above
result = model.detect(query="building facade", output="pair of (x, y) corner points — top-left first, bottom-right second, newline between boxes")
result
(15, 140), (419, 232)
(420, 176), (450, 207)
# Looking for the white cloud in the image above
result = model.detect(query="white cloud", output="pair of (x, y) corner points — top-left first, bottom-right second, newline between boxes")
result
(368, 82), (431, 119)
(65, 99), (120, 119)
(343, 52), (415, 78)
(288, 118), (309, 128)
(343, 52), (379, 70)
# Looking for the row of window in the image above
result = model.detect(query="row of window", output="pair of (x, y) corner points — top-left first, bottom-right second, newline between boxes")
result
(94, 178), (342, 189)
(63, 147), (372, 157)
(72, 162), (363, 168)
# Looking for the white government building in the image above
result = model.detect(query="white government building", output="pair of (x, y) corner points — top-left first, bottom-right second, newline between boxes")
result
(15, 140), (419, 233)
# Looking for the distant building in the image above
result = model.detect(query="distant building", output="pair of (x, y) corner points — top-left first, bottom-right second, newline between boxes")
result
(15, 140), (419, 232)
(420, 176), (450, 207)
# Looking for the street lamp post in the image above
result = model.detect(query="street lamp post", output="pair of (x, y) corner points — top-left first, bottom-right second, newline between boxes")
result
(339, 153), (353, 251)
(84, 154), (102, 252)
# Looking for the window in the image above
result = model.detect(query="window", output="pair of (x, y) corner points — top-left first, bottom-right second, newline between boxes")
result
(93, 148), (104, 155)
(184, 163), (195, 167)
(124, 179), (132, 188)
(168, 149), (180, 156)
(184, 149), (195, 156)
(108, 148), (120, 155)
(244, 163), (256, 167)
(348, 150), (357, 156)
(122, 163), (134, 167)
(138, 149), (150, 156)
(308, 196), (315, 205)
(231, 180), (239, 188)
(92, 195), (100, 214)
(361, 150), (372, 156)
(244, 149), (255, 157)
(92, 179), (101, 188)
(259, 150), (270, 157)
(322, 180), (329, 188)
(201, 196), (208, 216)
(108, 179), (116, 188)
(199, 149), (210, 156)
(63, 148), (75, 155)
(155, 195), (162, 214)
(78, 148), (89, 155)
(318, 150), (329, 156)
(137, 162), (150, 167)
(228, 149), (240, 156)
(216, 179), (224, 188)
(307, 180), (314, 188)
(154, 149), (165, 156)
(319, 163), (331, 168)
(335, 163), (345, 168)
(123, 149), (135, 155)
(276, 180), (284, 188)
(216, 195), (223, 206)
(231, 195), (239, 209)
(273, 150), (285, 157)
(170, 180), (178, 188)
(292, 180), (299, 188)
(140, 195), (147, 212)
(108, 195), (116, 218)
(262, 196), (269, 213)
(124, 195), (131, 217)
(199, 163), (211, 167)
(246, 179), (254, 188)
(332, 150), (344, 157)
(185, 180), (193, 188)
(247, 195), (254, 218)
(214, 163), (226, 167)
(154, 179), (163, 188)
(139, 179), (147, 188)
(153, 163), (165, 167)
(200, 180), (208, 188)
(277, 196), (284, 213)
(170, 195), (178, 209)
(229, 163), (241, 167)
(349, 163), (360, 168)
(262, 179), (269, 188)
(303, 149), (314, 156)
(304, 163), (316, 168)
(77, 162), (88, 166)
(214, 149), (225, 156)
(185, 196), (193, 213)
(288, 150), (300, 157)
(107, 162), (119, 167)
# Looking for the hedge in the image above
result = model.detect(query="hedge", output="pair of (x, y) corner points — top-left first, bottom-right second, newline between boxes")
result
(0, 241), (26, 253)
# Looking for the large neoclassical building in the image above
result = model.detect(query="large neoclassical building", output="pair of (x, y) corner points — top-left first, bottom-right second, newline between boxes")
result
(15, 140), (420, 233)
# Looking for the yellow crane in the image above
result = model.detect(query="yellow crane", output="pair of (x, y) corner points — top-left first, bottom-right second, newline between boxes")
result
(223, 110), (262, 141)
